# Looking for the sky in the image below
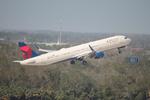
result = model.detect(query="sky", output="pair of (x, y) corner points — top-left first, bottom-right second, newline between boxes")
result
(0, 0), (150, 33)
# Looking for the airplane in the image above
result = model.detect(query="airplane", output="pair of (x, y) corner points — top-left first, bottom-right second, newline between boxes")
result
(13, 35), (131, 66)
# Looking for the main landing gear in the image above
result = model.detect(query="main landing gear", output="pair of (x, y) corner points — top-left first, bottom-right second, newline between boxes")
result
(70, 57), (88, 65)
(81, 60), (87, 65)
(70, 60), (75, 64)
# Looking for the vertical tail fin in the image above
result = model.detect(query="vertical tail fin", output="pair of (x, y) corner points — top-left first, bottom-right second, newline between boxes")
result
(18, 42), (39, 59)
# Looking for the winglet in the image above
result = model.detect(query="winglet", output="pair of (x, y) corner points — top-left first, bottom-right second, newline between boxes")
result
(89, 45), (95, 52)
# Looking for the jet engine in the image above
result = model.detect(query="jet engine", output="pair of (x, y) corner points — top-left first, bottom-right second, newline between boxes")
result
(88, 45), (105, 59)
(89, 51), (105, 58)
(94, 51), (104, 58)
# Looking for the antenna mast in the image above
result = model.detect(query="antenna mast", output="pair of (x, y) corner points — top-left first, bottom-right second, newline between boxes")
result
(57, 19), (62, 45)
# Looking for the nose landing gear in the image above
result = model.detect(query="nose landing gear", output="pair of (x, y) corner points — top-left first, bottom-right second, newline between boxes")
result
(118, 46), (126, 54)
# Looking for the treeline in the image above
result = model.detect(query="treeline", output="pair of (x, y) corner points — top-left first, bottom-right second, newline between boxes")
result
(1, 31), (150, 49)
(0, 41), (150, 99)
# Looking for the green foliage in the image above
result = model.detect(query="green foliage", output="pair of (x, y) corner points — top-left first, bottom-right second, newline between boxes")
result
(0, 40), (150, 99)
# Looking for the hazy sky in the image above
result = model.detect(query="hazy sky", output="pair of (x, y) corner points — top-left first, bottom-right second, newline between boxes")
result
(0, 0), (150, 33)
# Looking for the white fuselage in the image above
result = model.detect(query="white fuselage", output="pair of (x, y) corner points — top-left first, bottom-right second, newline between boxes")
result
(20, 35), (131, 65)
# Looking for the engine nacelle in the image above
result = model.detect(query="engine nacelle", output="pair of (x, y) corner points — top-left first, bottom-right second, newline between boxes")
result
(95, 51), (104, 58)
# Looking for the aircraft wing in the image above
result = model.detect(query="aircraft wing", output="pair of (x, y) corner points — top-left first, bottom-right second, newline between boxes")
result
(73, 51), (92, 59)
(33, 44), (56, 53)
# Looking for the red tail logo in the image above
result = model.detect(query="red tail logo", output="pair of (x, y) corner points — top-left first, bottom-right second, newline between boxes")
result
(18, 42), (39, 59)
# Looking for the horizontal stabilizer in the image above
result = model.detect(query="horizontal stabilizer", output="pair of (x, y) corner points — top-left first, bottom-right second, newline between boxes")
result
(13, 60), (22, 63)
(38, 48), (55, 53)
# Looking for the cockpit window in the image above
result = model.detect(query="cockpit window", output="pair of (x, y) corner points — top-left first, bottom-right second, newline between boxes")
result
(124, 36), (127, 39)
